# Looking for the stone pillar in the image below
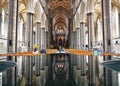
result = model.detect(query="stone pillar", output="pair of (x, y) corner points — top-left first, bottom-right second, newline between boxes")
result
(22, 26), (25, 75)
(46, 31), (51, 66)
(1, 9), (4, 36)
(73, 31), (77, 79)
(71, 30), (74, 72)
(25, 12), (34, 86)
(101, 0), (112, 86)
(35, 22), (41, 86)
(76, 28), (81, 70)
(36, 22), (41, 50)
(7, 0), (18, 86)
(45, 31), (49, 82)
(48, 19), (52, 48)
(45, 32), (49, 64)
(76, 27), (81, 86)
(25, 0), (34, 85)
(79, 22), (88, 86)
(70, 21), (74, 48)
(46, 32), (49, 49)
(80, 22), (86, 75)
(70, 24), (74, 75)
(45, 31), (47, 49)
(74, 31), (77, 49)
(119, 13), (120, 37)
(0, 11), (1, 35)
(40, 28), (46, 86)
(87, 13), (96, 86)
(73, 31), (77, 66)
(40, 28), (46, 69)
(44, 31), (47, 80)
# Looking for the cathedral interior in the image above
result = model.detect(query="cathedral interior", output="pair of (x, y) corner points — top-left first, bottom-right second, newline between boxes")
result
(0, 0), (120, 86)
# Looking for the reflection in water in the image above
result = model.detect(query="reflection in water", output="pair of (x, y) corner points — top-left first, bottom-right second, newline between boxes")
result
(45, 54), (76, 86)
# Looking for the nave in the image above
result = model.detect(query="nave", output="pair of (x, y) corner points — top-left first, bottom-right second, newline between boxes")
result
(1, 0), (120, 86)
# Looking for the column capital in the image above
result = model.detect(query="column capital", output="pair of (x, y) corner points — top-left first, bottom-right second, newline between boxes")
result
(26, 0), (34, 14)
(87, 12), (93, 15)
(26, 11), (34, 15)
(80, 22), (86, 24)
(76, 27), (80, 29)
(41, 27), (45, 29)
(35, 21), (41, 24)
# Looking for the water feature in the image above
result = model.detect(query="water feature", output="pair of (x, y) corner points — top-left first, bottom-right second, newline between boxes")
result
(45, 54), (77, 86)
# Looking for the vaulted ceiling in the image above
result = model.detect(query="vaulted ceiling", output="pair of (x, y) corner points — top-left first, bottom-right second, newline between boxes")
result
(48, 0), (72, 18)
(1, 0), (120, 29)
(46, 0), (76, 36)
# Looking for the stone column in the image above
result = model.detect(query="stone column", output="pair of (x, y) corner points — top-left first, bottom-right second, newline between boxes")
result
(101, 0), (112, 86)
(1, 9), (4, 36)
(25, 12), (34, 86)
(22, 27), (25, 76)
(0, 11), (1, 35)
(73, 31), (77, 79)
(44, 31), (47, 80)
(76, 27), (81, 86)
(7, 0), (18, 86)
(36, 22), (41, 74)
(45, 31), (49, 81)
(35, 22), (41, 86)
(70, 30), (74, 73)
(40, 28), (46, 86)
(79, 22), (88, 86)
(46, 31), (50, 66)
(69, 23), (74, 75)
(25, 0), (34, 85)
(73, 31), (77, 66)
(46, 31), (49, 48)
(76, 27), (81, 70)
(40, 28), (46, 69)
(119, 13), (120, 37)
(48, 19), (52, 48)
(80, 22), (86, 75)
(87, 12), (96, 86)
(69, 20), (73, 48)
